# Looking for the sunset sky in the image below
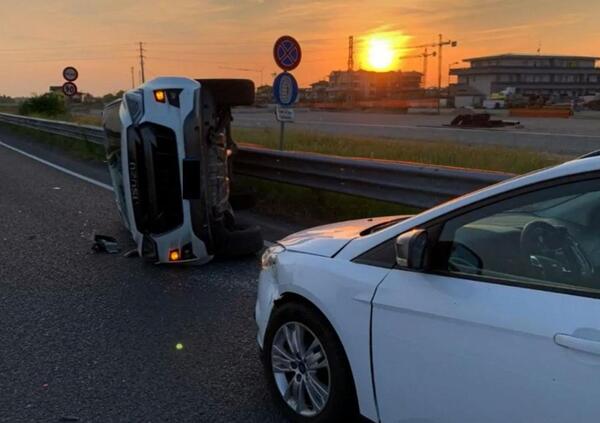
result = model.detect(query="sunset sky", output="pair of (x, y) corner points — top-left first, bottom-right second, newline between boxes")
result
(1, 0), (599, 96)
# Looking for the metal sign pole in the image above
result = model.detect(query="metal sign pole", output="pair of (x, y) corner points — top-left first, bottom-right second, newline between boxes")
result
(279, 121), (285, 150)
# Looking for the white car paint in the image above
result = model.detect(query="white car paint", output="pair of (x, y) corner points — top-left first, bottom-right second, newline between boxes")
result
(256, 155), (600, 422)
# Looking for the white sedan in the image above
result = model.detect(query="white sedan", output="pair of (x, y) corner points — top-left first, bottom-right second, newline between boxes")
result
(255, 154), (600, 422)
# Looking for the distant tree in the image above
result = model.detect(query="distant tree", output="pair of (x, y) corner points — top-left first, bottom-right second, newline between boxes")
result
(0, 94), (14, 103)
(19, 93), (66, 116)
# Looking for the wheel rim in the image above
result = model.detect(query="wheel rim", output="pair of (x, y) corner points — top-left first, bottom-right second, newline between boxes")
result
(271, 321), (331, 417)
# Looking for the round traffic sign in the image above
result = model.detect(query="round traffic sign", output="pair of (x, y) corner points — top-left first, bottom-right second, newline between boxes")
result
(62, 82), (78, 97)
(273, 72), (298, 106)
(273, 36), (302, 71)
(62, 66), (79, 82)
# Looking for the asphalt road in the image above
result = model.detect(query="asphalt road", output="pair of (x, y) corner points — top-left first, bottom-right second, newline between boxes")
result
(232, 109), (600, 154)
(0, 132), (287, 422)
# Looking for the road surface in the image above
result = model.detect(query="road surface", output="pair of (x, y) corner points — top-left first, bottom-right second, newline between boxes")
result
(0, 127), (288, 422)
(233, 109), (600, 155)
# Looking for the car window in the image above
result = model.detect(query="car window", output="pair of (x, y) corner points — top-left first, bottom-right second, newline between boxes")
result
(433, 178), (600, 293)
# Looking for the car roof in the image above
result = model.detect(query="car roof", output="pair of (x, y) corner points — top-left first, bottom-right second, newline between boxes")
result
(337, 155), (600, 261)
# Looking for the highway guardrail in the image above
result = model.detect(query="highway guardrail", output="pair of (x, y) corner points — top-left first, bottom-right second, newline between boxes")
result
(0, 112), (513, 208)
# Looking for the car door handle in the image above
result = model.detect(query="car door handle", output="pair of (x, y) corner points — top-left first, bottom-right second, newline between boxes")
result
(554, 333), (600, 356)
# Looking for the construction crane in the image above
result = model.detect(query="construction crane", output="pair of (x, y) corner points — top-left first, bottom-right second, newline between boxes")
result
(398, 48), (437, 88)
(219, 66), (264, 86)
(400, 35), (458, 112)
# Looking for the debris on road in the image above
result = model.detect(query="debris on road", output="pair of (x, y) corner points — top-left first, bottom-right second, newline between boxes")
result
(449, 113), (520, 128)
(91, 234), (121, 254)
(123, 249), (139, 258)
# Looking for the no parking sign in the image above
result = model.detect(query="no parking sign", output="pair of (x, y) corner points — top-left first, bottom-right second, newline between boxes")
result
(273, 36), (302, 71)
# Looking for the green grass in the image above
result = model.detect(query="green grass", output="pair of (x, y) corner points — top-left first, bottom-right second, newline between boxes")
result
(236, 176), (420, 225)
(233, 127), (569, 174)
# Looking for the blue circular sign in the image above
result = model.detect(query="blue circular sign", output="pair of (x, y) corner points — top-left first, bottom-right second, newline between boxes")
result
(273, 72), (298, 106)
(273, 36), (302, 71)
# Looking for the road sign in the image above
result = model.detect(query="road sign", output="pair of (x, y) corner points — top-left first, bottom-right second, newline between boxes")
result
(62, 66), (79, 82)
(62, 82), (78, 97)
(273, 36), (302, 71)
(275, 106), (295, 123)
(273, 72), (298, 106)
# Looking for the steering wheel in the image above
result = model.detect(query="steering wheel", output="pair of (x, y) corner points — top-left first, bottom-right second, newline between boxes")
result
(520, 220), (593, 282)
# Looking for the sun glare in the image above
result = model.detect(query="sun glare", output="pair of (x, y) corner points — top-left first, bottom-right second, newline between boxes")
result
(367, 38), (394, 70)
(361, 32), (408, 72)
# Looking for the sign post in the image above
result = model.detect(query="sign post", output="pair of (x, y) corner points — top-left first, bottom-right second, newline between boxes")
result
(272, 36), (301, 150)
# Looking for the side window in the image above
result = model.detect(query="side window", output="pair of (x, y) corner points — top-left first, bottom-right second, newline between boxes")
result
(433, 178), (600, 293)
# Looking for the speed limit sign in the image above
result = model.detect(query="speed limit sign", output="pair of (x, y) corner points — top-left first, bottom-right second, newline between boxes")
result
(62, 66), (78, 82)
(62, 82), (78, 97)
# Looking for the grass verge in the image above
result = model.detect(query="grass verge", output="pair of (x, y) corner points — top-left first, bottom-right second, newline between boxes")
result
(233, 126), (569, 174)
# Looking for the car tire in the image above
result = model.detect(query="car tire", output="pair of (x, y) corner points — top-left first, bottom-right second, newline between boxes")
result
(212, 220), (263, 257)
(262, 301), (359, 422)
(195, 79), (255, 106)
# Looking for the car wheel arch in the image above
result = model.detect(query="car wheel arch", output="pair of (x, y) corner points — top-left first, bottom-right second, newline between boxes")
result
(271, 292), (360, 399)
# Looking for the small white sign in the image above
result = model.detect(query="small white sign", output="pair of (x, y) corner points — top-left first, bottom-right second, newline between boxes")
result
(275, 106), (295, 122)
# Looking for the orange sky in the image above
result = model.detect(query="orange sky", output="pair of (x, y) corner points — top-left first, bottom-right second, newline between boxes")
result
(1, 0), (599, 96)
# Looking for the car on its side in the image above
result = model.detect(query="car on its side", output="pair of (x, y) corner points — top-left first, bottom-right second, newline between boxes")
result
(102, 77), (263, 264)
(256, 153), (600, 422)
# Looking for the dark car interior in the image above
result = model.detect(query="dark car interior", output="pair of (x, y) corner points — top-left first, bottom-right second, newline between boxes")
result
(441, 186), (600, 290)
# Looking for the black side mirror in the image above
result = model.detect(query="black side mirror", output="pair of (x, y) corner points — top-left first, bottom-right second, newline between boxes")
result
(395, 229), (428, 270)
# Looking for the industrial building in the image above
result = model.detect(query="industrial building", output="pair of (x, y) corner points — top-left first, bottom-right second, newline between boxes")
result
(450, 54), (600, 103)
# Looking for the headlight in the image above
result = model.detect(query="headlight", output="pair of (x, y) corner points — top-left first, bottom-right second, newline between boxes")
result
(261, 245), (285, 269)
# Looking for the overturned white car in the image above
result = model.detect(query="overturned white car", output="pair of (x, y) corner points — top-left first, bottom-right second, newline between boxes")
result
(102, 77), (263, 264)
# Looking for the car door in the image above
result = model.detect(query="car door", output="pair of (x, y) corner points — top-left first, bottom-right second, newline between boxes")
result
(371, 175), (600, 423)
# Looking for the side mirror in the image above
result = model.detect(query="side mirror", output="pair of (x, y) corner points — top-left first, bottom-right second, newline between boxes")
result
(395, 229), (428, 270)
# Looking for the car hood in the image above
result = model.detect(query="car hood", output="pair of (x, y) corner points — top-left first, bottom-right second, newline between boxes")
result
(278, 215), (409, 257)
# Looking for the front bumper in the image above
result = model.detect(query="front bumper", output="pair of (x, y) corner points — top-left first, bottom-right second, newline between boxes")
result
(255, 266), (281, 349)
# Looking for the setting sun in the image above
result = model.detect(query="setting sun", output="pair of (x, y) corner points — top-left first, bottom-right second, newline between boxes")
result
(367, 38), (394, 70)
(360, 32), (408, 72)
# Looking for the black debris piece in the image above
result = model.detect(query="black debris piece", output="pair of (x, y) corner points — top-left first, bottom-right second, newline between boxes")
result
(92, 234), (121, 254)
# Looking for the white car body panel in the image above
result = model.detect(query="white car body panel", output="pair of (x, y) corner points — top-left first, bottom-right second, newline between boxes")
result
(373, 270), (600, 423)
(278, 216), (405, 257)
(256, 250), (390, 422)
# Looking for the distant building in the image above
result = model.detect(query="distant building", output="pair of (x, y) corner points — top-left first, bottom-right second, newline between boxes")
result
(255, 85), (273, 104)
(450, 54), (600, 100)
(303, 80), (329, 102)
(326, 69), (423, 101)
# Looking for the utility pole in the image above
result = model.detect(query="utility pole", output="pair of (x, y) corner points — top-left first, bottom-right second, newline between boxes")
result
(138, 42), (146, 83)
(130, 66), (135, 89)
(421, 48), (436, 88)
(436, 34), (458, 113)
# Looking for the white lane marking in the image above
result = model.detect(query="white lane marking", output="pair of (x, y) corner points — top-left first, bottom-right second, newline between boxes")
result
(0, 139), (278, 245)
(0, 140), (114, 192)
